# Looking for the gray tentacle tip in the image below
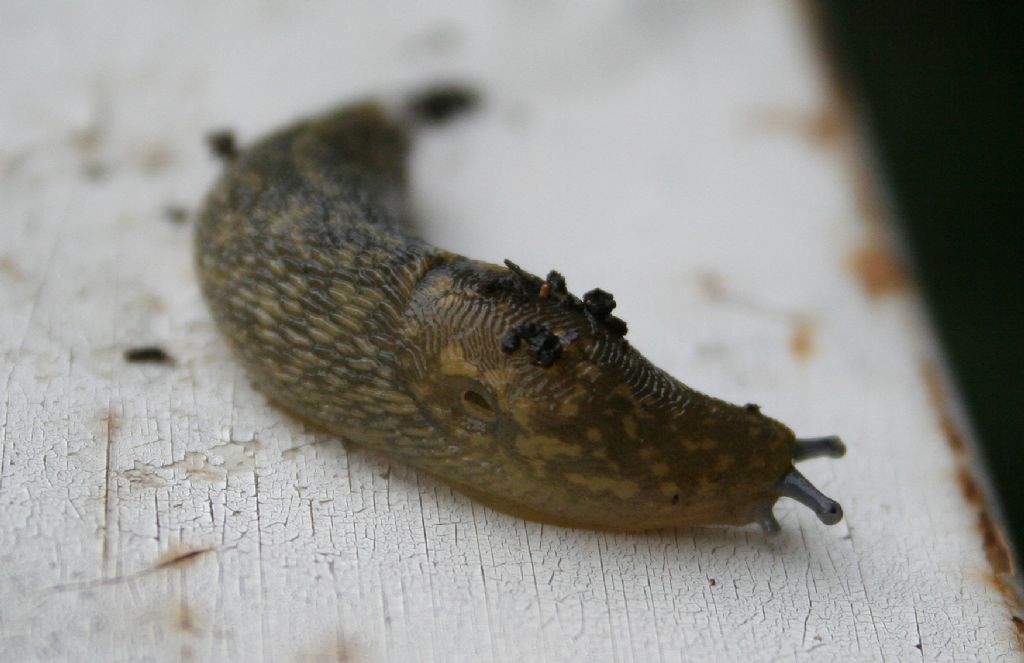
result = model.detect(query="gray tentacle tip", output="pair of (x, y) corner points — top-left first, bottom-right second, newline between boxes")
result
(777, 468), (844, 526)
(794, 435), (847, 462)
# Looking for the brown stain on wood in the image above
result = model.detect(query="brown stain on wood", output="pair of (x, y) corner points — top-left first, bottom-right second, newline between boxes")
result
(793, 3), (918, 306)
(141, 293), (166, 314)
(746, 93), (908, 302)
(175, 603), (198, 634)
(796, 1), (891, 229)
(140, 144), (176, 173)
(957, 467), (982, 505)
(789, 319), (816, 362)
(0, 255), (26, 282)
(750, 101), (844, 150)
(753, 92), (888, 238)
(978, 511), (1014, 576)
(849, 243), (908, 298)
(848, 162), (888, 230)
(799, 4), (1024, 643)
(804, 102), (844, 148)
(922, 362), (967, 455)
(292, 642), (357, 662)
(100, 407), (121, 439)
(72, 126), (102, 152)
(697, 270), (726, 302)
(699, 272), (819, 362)
(921, 360), (1020, 613)
(746, 10), (893, 236)
(155, 547), (213, 570)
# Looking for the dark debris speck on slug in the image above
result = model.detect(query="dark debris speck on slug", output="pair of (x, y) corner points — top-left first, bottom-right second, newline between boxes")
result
(500, 322), (576, 368)
(582, 288), (628, 337)
(487, 260), (629, 338)
(544, 270), (567, 295)
(477, 260), (541, 300)
(583, 288), (616, 318)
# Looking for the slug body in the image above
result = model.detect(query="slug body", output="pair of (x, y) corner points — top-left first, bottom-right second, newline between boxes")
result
(196, 93), (845, 532)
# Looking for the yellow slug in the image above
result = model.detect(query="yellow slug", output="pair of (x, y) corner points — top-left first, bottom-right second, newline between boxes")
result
(194, 88), (845, 533)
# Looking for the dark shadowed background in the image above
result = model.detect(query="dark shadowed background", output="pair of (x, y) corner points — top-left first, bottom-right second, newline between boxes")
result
(818, 3), (1023, 553)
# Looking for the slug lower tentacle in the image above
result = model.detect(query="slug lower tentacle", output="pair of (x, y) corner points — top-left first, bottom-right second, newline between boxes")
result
(195, 87), (846, 532)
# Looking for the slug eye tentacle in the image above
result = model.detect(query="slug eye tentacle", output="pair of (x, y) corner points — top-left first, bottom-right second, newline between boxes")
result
(777, 468), (844, 526)
(793, 436), (847, 462)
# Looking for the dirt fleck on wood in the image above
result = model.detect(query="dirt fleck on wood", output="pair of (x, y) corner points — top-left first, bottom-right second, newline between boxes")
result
(81, 161), (110, 181)
(849, 243), (908, 298)
(206, 129), (238, 161)
(0, 255), (26, 281)
(789, 319), (816, 361)
(140, 293), (166, 313)
(140, 144), (175, 173)
(100, 406), (121, 438)
(698, 271), (725, 301)
(124, 346), (175, 365)
(72, 125), (102, 152)
(163, 205), (190, 224)
(175, 603), (198, 634)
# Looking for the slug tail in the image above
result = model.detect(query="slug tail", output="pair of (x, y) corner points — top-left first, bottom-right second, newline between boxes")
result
(777, 468), (844, 526)
(794, 436), (847, 462)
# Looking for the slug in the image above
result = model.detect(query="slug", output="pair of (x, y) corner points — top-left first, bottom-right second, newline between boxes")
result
(195, 88), (846, 533)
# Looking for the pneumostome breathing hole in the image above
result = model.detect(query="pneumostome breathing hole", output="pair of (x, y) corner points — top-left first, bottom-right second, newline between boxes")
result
(461, 389), (497, 421)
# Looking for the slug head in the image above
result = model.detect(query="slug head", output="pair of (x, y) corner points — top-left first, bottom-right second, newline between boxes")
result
(399, 258), (844, 531)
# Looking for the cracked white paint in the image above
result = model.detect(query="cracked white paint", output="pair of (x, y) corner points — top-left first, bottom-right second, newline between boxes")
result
(0, 2), (1019, 662)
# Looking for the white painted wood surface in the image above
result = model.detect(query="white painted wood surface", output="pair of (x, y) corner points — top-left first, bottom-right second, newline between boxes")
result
(1, 2), (1020, 661)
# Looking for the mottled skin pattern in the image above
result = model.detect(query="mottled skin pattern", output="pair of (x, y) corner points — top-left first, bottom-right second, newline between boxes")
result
(196, 98), (843, 531)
